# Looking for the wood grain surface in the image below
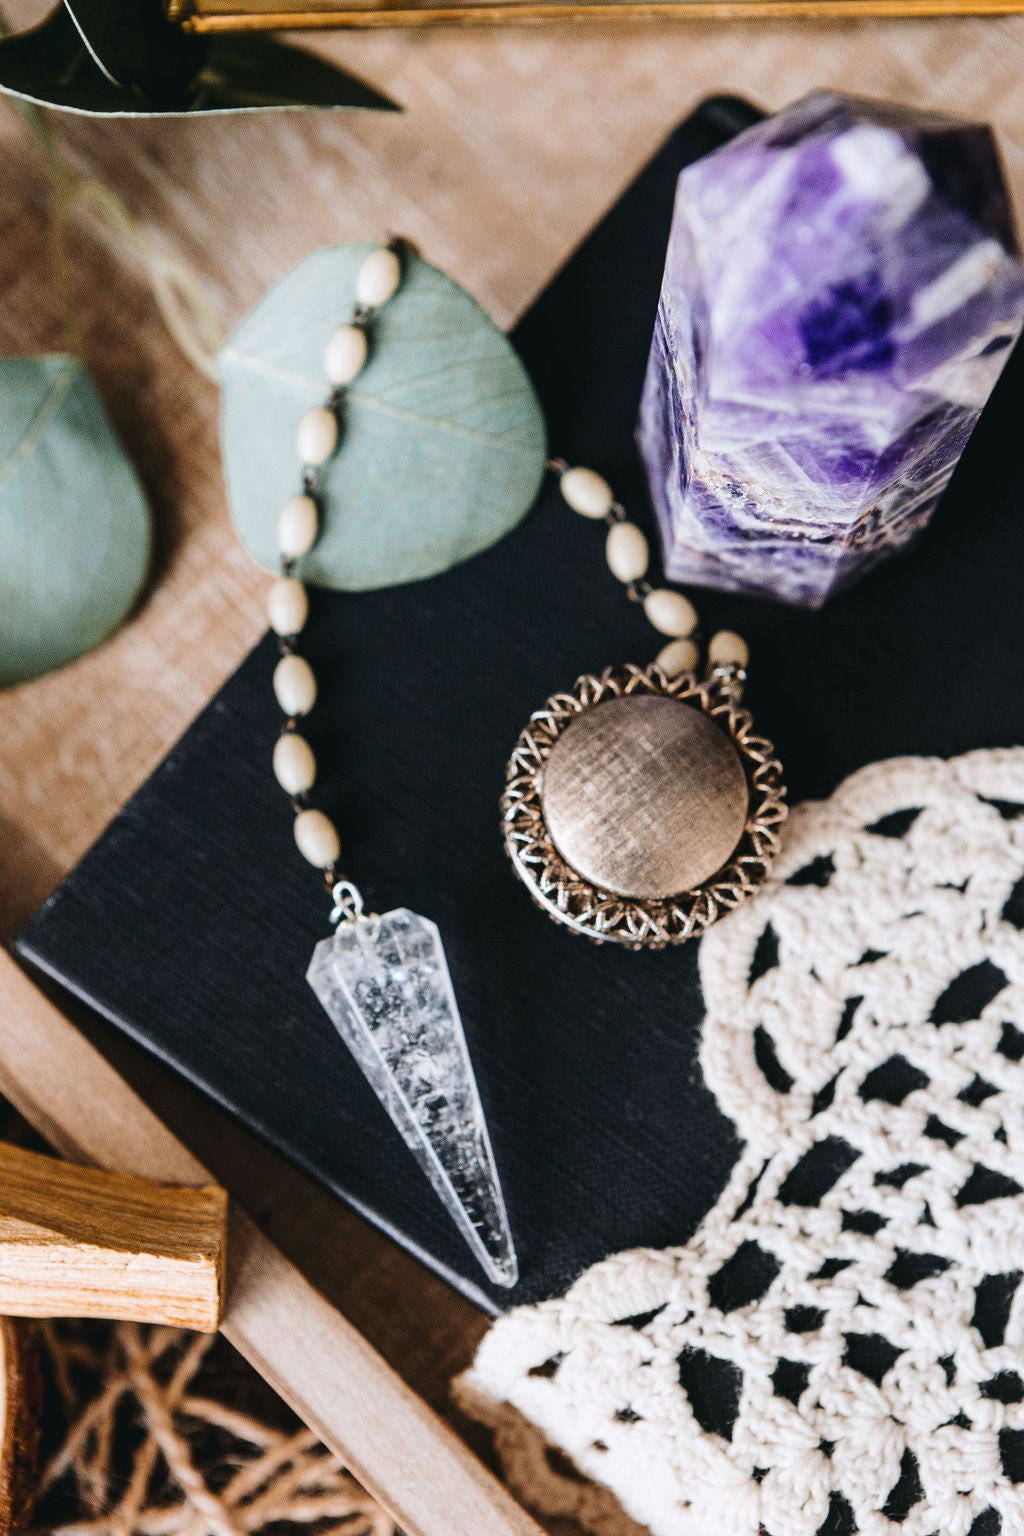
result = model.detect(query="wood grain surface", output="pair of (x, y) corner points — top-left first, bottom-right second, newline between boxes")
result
(0, 1142), (226, 1330)
(0, 1319), (39, 1536)
(2, 8), (1024, 1512)
(184, 1), (1024, 23)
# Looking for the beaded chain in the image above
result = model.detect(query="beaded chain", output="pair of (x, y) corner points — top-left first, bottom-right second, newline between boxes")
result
(264, 240), (751, 899)
(264, 241), (408, 911)
(547, 458), (749, 685)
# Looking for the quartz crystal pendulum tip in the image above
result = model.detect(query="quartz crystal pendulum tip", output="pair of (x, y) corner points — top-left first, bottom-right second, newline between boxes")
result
(307, 902), (518, 1288)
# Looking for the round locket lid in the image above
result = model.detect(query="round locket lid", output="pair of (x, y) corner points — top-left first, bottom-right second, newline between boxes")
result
(541, 693), (749, 899)
(501, 664), (786, 949)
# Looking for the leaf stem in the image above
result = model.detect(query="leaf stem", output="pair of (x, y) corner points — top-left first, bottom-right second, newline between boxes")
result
(73, 180), (224, 380)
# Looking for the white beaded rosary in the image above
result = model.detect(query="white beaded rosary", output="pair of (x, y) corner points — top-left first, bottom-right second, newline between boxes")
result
(265, 244), (400, 888)
(258, 239), (786, 1284)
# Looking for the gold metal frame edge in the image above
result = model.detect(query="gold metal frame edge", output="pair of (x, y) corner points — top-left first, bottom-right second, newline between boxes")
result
(176, 0), (1024, 29)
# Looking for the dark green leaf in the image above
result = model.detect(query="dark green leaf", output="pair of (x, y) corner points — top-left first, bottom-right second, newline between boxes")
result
(220, 246), (546, 591)
(63, 0), (203, 99)
(0, 3), (398, 115)
(194, 34), (398, 113)
(0, 356), (152, 688)
(0, 8), (146, 114)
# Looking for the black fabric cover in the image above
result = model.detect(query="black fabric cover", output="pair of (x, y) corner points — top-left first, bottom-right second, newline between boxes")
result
(19, 96), (1024, 1312)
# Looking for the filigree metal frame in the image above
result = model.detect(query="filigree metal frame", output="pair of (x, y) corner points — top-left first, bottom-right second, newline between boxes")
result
(502, 663), (787, 949)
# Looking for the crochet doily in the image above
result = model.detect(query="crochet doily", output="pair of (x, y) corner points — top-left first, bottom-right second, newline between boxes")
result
(457, 748), (1024, 1536)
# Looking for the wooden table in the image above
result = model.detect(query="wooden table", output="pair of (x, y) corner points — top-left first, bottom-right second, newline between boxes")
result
(2, 8), (1024, 1521)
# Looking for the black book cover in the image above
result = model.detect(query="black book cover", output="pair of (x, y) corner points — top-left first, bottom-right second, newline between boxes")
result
(19, 95), (1024, 1312)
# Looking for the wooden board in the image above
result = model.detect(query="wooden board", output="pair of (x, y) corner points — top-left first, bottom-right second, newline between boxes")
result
(0, 1142), (226, 1330)
(0, 950), (544, 1536)
(0, 1320), (39, 1536)
(181, 0), (1024, 25)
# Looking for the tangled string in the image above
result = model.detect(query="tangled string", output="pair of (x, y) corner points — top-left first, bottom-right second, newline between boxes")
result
(32, 1321), (393, 1536)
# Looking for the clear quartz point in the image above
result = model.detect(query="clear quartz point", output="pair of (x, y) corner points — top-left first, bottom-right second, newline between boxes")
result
(307, 907), (518, 1288)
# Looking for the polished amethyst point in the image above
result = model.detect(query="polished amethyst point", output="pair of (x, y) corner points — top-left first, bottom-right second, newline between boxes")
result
(637, 91), (1024, 607)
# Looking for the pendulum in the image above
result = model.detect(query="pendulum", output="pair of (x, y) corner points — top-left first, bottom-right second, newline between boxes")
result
(258, 238), (786, 1286)
(263, 241), (517, 1289)
(502, 463), (787, 949)
(306, 896), (516, 1288)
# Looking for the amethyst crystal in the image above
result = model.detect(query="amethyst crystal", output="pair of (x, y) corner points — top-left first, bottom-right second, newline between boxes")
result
(637, 91), (1024, 607)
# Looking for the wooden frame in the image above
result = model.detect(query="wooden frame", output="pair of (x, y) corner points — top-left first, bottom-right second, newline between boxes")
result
(172, 0), (1024, 27)
(0, 950), (542, 1536)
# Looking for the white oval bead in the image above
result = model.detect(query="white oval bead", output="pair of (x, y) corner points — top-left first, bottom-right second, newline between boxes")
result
(356, 246), (401, 308)
(296, 406), (337, 466)
(656, 637), (700, 678)
(708, 629), (750, 668)
(267, 578), (309, 636)
(324, 324), (368, 386)
(605, 521), (649, 584)
(294, 808), (341, 869)
(277, 495), (318, 559)
(273, 654), (317, 716)
(643, 588), (699, 638)
(560, 466), (614, 519)
(273, 732), (317, 795)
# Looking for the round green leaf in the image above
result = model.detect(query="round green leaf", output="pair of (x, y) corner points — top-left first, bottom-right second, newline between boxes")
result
(0, 356), (152, 688)
(218, 247), (546, 591)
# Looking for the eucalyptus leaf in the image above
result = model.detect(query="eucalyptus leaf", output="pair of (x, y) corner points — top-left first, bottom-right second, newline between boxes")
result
(219, 247), (547, 592)
(0, 356), (152, 688)
(0, 3), (397, 116)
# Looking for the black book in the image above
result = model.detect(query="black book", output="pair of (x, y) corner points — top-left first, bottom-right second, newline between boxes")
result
(20, 95), (1024, 1312)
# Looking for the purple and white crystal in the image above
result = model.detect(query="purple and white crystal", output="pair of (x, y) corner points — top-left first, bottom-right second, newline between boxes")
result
(637, 91), (1024, 608)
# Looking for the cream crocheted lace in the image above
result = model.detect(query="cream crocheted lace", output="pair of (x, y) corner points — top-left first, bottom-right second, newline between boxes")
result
(457, 749), (1024, 1536)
